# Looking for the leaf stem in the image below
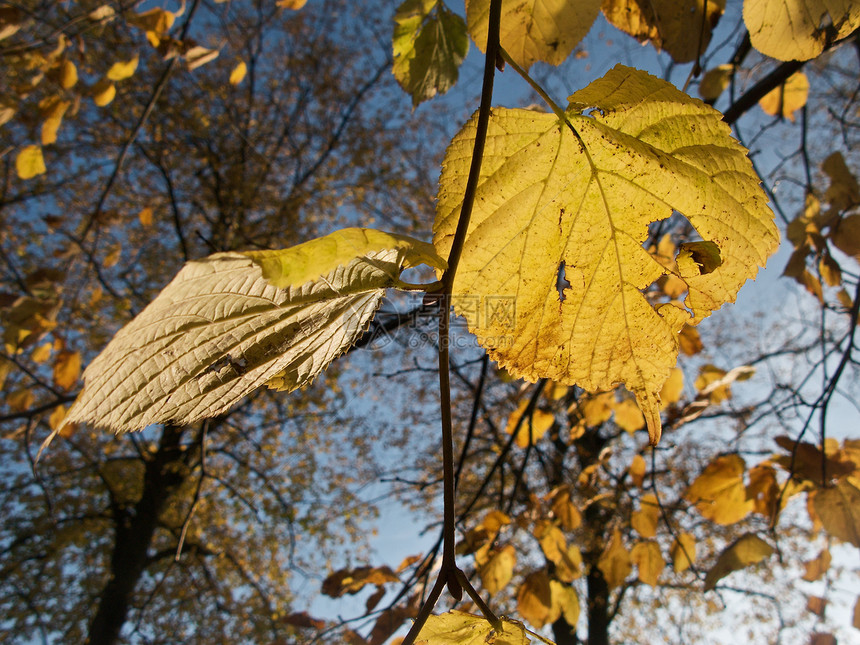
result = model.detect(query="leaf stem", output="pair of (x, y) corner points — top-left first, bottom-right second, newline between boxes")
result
(498, 47), (566, 120)
(400, 0), (503, 643)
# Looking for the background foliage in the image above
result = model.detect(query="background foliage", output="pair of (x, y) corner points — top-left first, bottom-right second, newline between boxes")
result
(1, 0), (859, 644)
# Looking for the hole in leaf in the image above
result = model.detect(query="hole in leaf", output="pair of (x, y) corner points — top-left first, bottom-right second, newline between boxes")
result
(556, 262), (571, 302)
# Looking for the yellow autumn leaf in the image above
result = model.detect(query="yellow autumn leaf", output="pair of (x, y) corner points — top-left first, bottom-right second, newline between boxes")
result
(699, 64), (733, 101)
(185, 46), (219, 71)
(41, 99), (70, 145)
(478, 545), (516, 595)
(801, 549), (831, 582)
(31, 342), (52, 363)
(106, 56), (138, 81)
(602, 0), (725, 63)
(128, 8), (175, 47)
(670, 532), (696, 572)
(597, 528), (631, 589)
(822, 152), (860, 211)
(631, 540), (664, 587)
(831, 214), (860, 260)
(465, 0), (601, 71)
(703, 533), (773, 591)
(516, 571), (553, 629)
(92, 79), (116, 107)
(59, 59), (78, 89)
(549, 581), (579, 628)
(758, 71), (809, 121)
(613, 397), (644, 433)
(659, 367), (684, 408)
(7, 389), (34, 412)
(580, 391), (614, 427)
(277, 0), (308, 8)
(694, 364), (730, 402)
(229, 60), (247, 86)
(678, 325), (703, 356)
(686, 454), (753, 525)
(16, 145), (46, 179)
(744, 0), (860, 61)
(138, 207), (154, 227)
(434, 66), (777, 446)
(53, 350), (81, 391)
(630, 454), (646, 487)
(415, 611), (529, 645)
(812, 479), (860, 546)
(631, 493), (659, 537)
(505, 398), (555, 447)
(550, 488), (582, 530)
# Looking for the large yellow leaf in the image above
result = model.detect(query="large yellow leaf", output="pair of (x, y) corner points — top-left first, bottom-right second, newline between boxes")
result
(416, 611), (529, 645)
(106, 56), (138, 81)
(703, 533), (773, 591)
(393, 0), (468, 107)
(434, 65), (777, 444)
(59, 229), (444, 434)
(15, 145), (46, 179)
(466, 0), (601, 71)
(744, 0), (860, 61)
(601, 0), (725, 63)
(685, 454), (754, 524)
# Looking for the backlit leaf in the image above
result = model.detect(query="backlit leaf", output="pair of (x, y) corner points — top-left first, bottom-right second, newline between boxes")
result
(466, 0), (601, 70)
(630, 454), (646, 487)
(40, 99), (70, 145)
(415, 611), (529, 645)
(703, 533), (773, 591)
(831, 215), (860, 260)
(138, 207), (154, 227)
(106, 56), (138, 81)
(631, 540), (664, 587)
(758, 71), (809, 121)
(631, 493), (659, 537)
(699, 64), (732, 101)
(479, 545), (516, 594)
(516, 571), (553, 629)
(16, 145), (46, 179)
(686, 454), (753, 524)
(801, 549), (831, 582)
(597, 528), (632, 589)
(822, 152), (860, 211)
(613, 397), (644, 433)
(185, 46), (219, 71)
(434, 65), (777, 445)
(744, 0), (860, 61)
(229, 60), (247, 85)
(670, 532), (696, 572)
(393, 0), (468, 107)
(812, 479), (860, 546)
(549, 581), (579, 628)
(277, 0), (308, 8)
(550, 488), (582, 531)
(53, 350), (81, 391)
(505, 398), (555, 447)
(92, 79), (116, 107)
(59, 229), (444, 434)
(59, 60), (78, 89)
(601, 0), (725, 63)
(322, 566), (399, 597)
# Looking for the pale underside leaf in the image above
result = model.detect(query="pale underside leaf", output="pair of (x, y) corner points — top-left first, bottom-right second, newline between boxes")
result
(434, 65), (777, 444)
(744, 0), (860, 61)
(62, 233), (441, 434)
(466, 0), (601, 70)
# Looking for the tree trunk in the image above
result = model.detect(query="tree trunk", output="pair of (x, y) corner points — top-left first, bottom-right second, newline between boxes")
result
(86, 425), (188, 644)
